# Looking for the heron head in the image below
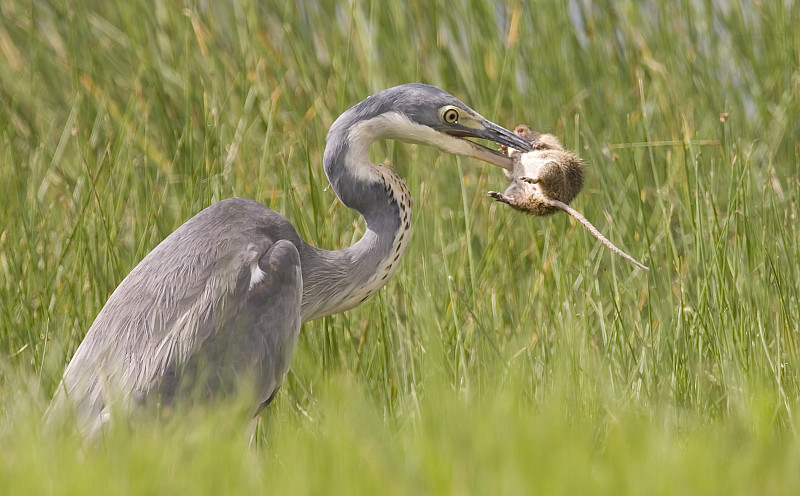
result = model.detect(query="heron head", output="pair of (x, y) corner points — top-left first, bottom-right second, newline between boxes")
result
(337, 83), (532, 171)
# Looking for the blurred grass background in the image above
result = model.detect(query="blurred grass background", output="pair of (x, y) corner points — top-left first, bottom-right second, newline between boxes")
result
(1, 0), (799, 493)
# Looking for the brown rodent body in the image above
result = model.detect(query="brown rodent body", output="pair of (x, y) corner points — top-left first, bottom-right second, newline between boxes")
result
(489, 125), (584, 216)
(489, 125), (649, 271)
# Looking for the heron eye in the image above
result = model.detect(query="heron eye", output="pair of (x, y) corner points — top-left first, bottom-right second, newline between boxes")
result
(442, 108), (459, 124)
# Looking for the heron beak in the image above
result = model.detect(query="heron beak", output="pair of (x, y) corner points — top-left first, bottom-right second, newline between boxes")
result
(443, 119), (532, 171)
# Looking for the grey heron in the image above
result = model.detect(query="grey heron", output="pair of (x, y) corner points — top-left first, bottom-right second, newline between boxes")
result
(47, 83), (532, 437)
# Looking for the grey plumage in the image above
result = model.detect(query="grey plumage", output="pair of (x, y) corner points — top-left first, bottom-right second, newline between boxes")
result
(46, 84), (531, 437)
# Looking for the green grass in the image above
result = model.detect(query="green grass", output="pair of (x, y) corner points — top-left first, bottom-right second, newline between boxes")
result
(2, 0), (800, 493)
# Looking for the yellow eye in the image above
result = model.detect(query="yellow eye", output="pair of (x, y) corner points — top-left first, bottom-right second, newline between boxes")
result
(442, 107), (459, 124)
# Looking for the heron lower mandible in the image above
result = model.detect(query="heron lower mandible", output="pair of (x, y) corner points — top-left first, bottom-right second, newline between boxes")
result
(47, 83), (532, 437)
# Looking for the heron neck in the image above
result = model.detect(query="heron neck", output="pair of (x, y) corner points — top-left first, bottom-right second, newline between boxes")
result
(298, 127), (412, 322)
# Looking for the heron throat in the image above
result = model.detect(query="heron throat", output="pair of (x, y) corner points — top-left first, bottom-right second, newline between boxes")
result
(299, 114), (414, 322)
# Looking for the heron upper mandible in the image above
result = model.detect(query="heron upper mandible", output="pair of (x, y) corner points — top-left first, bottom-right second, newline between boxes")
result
(47, 83), (532, 437)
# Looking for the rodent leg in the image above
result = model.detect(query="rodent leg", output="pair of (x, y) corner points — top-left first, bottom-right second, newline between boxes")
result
(487, 191), (513, 205)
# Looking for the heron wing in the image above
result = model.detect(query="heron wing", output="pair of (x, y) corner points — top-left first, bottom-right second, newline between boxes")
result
(47, 198), (303, 435)
(152, 238), (302, 412)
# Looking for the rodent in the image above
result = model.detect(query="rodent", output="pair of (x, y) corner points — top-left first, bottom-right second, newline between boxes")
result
(489, 125), (648, 271)
(489, 124), (585, 216)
